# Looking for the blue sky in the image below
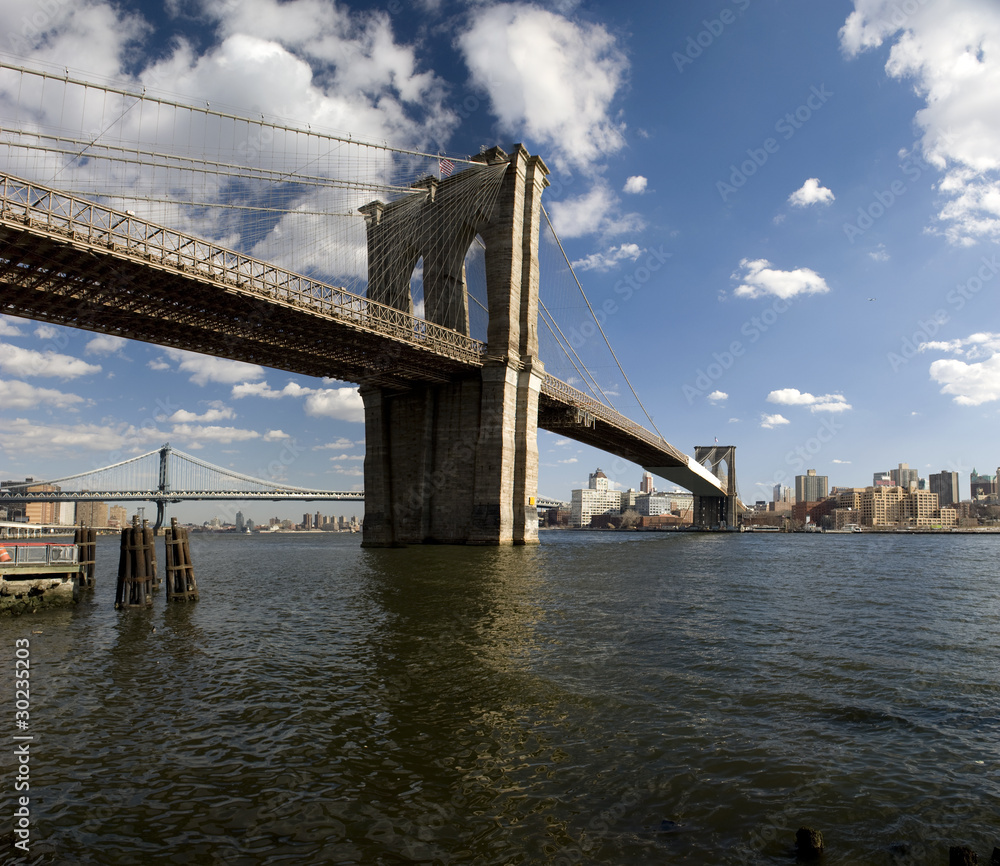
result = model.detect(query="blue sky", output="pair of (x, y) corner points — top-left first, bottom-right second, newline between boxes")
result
(1, 0), (999, 522)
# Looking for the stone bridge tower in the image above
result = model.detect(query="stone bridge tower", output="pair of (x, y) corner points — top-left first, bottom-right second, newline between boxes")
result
(693, 445), (739, 529)
(358, 145), (549, 546)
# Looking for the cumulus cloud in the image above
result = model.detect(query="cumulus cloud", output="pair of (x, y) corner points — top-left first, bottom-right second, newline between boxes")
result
(929, 354), (1000, 405)
(263, 429), (290, 441)
(304, 388), (364, 422)
(0, 342), (101, 379)
(732, 259), (830, 300)
(623, 175), (648, 194)
(0, 417), (161, 456)
(458, 3), (628, 172)
(841, 0), (1000, 244)
(760, 414), (790, 429)
(169, 423), (260, 443)
(869, 243), (890, 261)
(767, 388), (852, 412)
(165, 405), (236, 424)
(572, 243), (643, 272)
(159, 348), (265, 386)
(233, 377), (364, 422)
(708, 390), (728, 403)
(918, 332), (1000, 360)
(788, 178), (835, 207)
(547, 182), (644, 239)
(0, 379), (87, 409)
(85, 335), (128, 356)
(0, 317), (24, 337)
(923, 332), (1000, 404)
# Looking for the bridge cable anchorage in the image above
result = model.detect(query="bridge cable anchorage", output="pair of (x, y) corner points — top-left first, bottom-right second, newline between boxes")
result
(541, 206), (667, 442)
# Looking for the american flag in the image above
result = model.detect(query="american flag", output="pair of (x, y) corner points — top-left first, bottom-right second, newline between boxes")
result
(439, 157), (455, 177)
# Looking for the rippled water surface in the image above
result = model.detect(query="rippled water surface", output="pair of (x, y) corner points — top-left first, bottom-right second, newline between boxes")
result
(2, 530), (999, 864)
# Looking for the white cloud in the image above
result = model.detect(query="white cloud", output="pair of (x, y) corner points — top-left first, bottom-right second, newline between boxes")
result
(263, 429), (290, 441)
(788, 178), (835, 207)
(869, 243), (890, 261)
(571, 243), (643, 272)
(166, 406), (236, 423)
(458, 4), (628, 172)
(304, 388), (364, 422)
(161, 348), (265, 386)
(929, 353), (1000, 405)
(558, 457), (578, 464)
(732, 259), (830, 300)
(767, 388), (852, 412)
(233, 378), (364, 422)
(841, 1), (1000, 244)
(0, 379), (87, 409)
(708, 390), (728, 403)
(314, 438), (357, 450)
(547, 182), (644, 239)
(34, 325), (57, 340)
(326, 453), (364, 461)
(85, 335), (128, 356)
(0, 417), (162, 456)
(919, 331), (1000, 360)
(623, 176), (648, 194)
(0, 317), (24, 337)
(760, 414), (790, 429)
(169, 423), (261, 444)
(0, 342), (101, 379)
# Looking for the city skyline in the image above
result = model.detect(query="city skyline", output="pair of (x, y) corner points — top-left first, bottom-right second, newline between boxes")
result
(1, 1), (999, 522)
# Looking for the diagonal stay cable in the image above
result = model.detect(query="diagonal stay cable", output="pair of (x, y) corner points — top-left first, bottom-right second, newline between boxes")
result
(541, 205), (666, 441)
(468, 235), (607, 403)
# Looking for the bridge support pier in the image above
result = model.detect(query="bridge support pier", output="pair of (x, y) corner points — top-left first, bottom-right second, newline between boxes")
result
(360, 145), (548, 546)
(693, 445), (740, 529)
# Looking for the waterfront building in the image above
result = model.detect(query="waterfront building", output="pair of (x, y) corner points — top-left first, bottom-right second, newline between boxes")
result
(795, 469), (828, 503)
(56, 502), (76, 526)
(929, 471), (960, 507)
(108, 505), (128, 528)
(636, 492), (672, 517)
(570, 468), (622, 528)
(76, 501), (110, 528)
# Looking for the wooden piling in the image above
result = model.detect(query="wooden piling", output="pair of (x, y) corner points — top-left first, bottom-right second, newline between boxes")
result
(114, 516), (154, 608)
(74, 525), (96, 588)
(164, 517), (198, 602)
(143, 520), (160, 589)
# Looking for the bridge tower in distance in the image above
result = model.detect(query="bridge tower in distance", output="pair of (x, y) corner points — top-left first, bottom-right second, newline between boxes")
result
(693, 445), (740, 529)
(358, 145), (549, 546)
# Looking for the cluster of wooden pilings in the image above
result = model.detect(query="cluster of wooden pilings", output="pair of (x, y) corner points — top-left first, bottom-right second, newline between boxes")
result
(114, 516), (198, 608)
(164, 517), (198, 602)
(115, 517), (157, 608)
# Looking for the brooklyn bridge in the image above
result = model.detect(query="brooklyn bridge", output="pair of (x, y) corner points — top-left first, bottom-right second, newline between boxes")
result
(0, 61), (742, 544)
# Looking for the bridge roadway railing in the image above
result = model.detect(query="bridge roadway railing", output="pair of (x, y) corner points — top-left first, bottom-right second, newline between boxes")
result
(0, 173), (486, 367)
(540, 375), (690, 466)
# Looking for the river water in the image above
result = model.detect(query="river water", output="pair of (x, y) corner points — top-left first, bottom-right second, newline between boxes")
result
(1, 530), (998, 865)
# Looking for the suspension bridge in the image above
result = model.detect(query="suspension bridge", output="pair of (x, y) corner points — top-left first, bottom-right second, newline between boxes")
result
(0, 61), (742, 544)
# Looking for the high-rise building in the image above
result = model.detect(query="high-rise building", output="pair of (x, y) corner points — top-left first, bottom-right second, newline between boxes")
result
(971, 469), (997, 499)
(640, 472), (654, 494)
(873, 472), (893, 487)
(890, 462), (919, 491)
(235, 511), (245, 532)
(929, 471), (960, 507)
(795, 469), (828, 503)
(76, 501), (109, 527)
(772, 484), (791, 503)
(571, 469), (623, 527)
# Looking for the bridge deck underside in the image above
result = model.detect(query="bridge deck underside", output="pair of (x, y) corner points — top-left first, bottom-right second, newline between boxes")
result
(0, 222), (479, 388)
